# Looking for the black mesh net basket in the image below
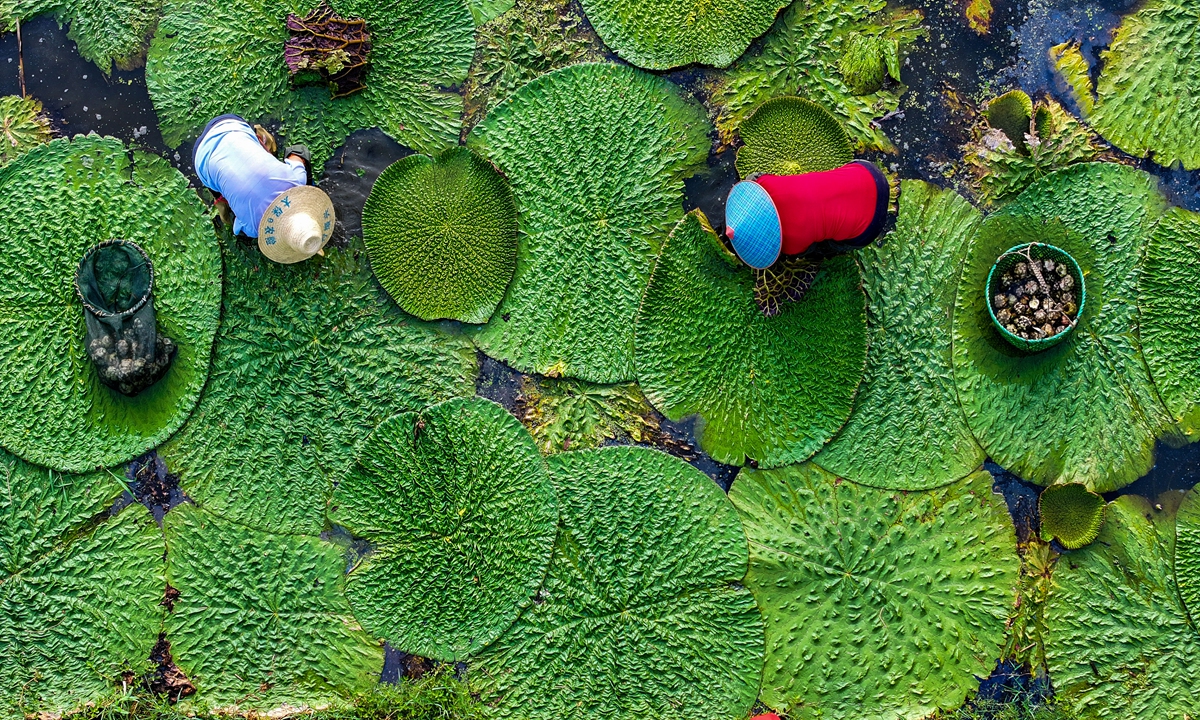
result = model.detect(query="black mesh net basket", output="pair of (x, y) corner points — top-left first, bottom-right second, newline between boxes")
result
(75, 239), (177, 396)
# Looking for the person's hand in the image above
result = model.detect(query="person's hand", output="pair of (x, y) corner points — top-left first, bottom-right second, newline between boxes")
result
(287, 153), (305, 163)
(726, 226), (735, 239)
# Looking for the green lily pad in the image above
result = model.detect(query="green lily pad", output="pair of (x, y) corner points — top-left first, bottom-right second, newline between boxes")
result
(711, 0), (924, 151)
(467, 63), (710, 383)
(1, 450), (164, 717)
(1139, 207), (1200, 441)
(985, 89), (1033, 151)
(735, 96), (854, 178)
(146, 0), (474, 170)
(472, 446), (764, 719)
(576, 0), (789, 70)
(1177, 486), (1200, 626)
(158, 237), (477, 536)
(164, 504), (383, 709)
(1039, 482), (1104, 549)
(815, 181), (984, 489)
(0, 136), (220, 472)
(1044, 492), (1200, 719)
(635, 210), (867, 467)
(0, 95), (51, 167)
(730, 463), (1018, 719)
(952, 163), (1169, 491)
(1052, 0), (1200, 170)
(5, 0), (159, 71)
(362, 147), (518, 324)
(331, 398), (557, 662)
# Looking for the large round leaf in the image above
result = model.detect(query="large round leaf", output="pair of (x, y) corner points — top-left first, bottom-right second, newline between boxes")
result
(730, 463), (1018, 719)
(362, 147), (518, 324)
(577, 0), (789, 70)
(735, 96), (853, 177)
(158, 237), (477, 536)
(635, 210), (867, 467)
(8, 0), (160, 70)
(1177, 486), (1200, 626)
(331, 398), (557, 661)
(710, 0), (924, 151)
(1, 449), (164, 716)
(0, 135), (221, 471)
(952, 163), (1169, 491)
(146, 0), (474, 168)
(472, 446), (764, 720)
(1139, 207), (1200, 440)
(1053, 0), (1200, 170)
(466, 63), (710, 383)
(1044, 493), (1200, 719)
(164, 504), (383, 709)
(816, 181), (984, 489)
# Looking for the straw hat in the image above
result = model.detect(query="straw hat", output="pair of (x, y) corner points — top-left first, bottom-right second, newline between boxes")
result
(258, 185), (336, 264)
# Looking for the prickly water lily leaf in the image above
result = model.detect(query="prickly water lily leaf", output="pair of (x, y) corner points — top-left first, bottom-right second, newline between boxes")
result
(146, 0), (474, 170)
(159, 237), (477, 536)
(985, 89), (1032, 150)
(1178, 487), (1200, 624)
(164, 504), (383, 708)
(711, 0), (924, 151)
(1039, 482), (1104, 549)
(735, 96), (854, 178)
(1053, 0), (1200, 170)
(1, 451), (165, 717)
(467, 63), (710, 383)
(577, 0), (789, 70)
(952, 163), (1169, 491)
(331, 398), (557, 661)
(731, 464), (1018, 719)
(1138, 208), (1200, 441)
(838, 31), (895, 95)
(636, 211), (866, 467)
(6, 0), (160, 70)
(472, 446), (764, 719)
(815, 181), (984, 489)
(0, 136), (220, 472)
(1044, 493), (1200, 719)
(518, 376), (658, 454)
(0, 95), (51, 167)
(362, 147), (518, 324)
(754, 256), (821, 317)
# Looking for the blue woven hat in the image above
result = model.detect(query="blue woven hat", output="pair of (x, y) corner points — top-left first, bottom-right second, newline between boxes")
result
(725, 180), (782, 269)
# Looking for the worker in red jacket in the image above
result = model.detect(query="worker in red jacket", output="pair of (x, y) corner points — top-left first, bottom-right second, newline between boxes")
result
(725, 160), (890, 269)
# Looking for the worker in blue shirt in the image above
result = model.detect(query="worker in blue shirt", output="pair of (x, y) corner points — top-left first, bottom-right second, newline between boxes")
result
(193, 114), (335, 264)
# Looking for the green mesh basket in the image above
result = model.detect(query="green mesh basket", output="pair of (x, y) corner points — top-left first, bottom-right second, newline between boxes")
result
(986, 242), (1086, 352)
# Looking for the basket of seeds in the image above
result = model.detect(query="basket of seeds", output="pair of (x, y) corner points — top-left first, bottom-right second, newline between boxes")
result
(986, 242), (1085, 351)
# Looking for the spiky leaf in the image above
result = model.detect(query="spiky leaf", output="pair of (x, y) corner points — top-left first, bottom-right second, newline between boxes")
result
(985, 90), (1032, 151)
(1044, 493), (1200, 719)
(1054, 0), (1200, 170)
(635, 211), (867, 467)
(1139, 207), (1200, 441)
(952, 163), (1169, 491)
(146, 0), (474, 170)
(816, 181), (984, 489)
(839, 32), (892, 94)
(362, 148), (518, 324)
(1039, 482), (1104, 549)
(518, 376), (658, 454)
(711, 0), (924, 151)
(1178, 487), (1200, 625)
(735, 96), (854, 178)
(6, 0), (159, 71)
(0, 95), (51, 167)
(467, 63), (710, 383)
(576, 0), (788, 70)
(1, 452), (164, 717)
(730, 464), (1018, 719)
(0, 136), (220, 471)
(331, 398), (557, 661)
(164, 504), (382, 708)
(159, 237), (477, 536)
(472, 446), (764, 720)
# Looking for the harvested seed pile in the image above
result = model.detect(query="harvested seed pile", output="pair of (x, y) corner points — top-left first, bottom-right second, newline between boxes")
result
(992, 256), (1079, 340)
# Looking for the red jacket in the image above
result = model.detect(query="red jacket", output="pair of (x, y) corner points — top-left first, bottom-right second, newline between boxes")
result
(755, 160), (889, 256)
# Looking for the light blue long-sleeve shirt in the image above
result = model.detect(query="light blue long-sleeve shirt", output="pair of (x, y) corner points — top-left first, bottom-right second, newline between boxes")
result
(194, 119), (307, 238)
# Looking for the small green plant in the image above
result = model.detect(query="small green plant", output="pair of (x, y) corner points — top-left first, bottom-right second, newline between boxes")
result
(985, 90), (1033, 151)
(1039, 483), (1105, 549)
(0, 95), (52, 166)
(838, 31), (899, 95)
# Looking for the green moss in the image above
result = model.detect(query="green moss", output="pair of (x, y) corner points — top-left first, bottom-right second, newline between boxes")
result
(1039, 483), (1105, 549)
(0, 95), (51, 166)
